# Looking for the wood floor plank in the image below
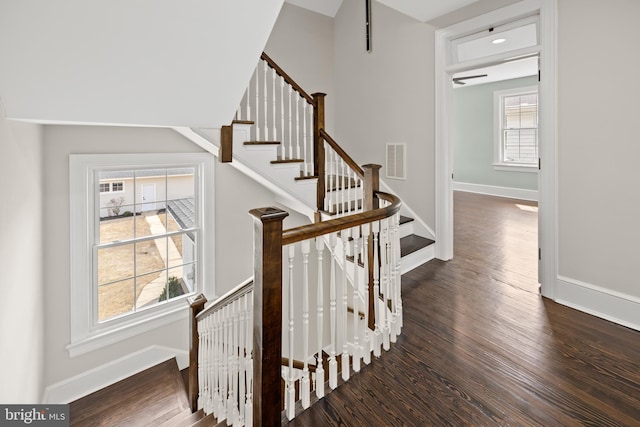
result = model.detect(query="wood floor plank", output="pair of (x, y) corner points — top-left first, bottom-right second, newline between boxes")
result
(288, 191), (640, 426)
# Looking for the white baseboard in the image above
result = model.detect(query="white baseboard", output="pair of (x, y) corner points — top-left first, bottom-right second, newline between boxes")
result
(453, 181), (538, 202)
(556, 276), (640, 332)
(42, 345), (189, 404)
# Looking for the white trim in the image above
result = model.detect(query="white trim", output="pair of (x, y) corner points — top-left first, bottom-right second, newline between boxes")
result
(436, 0), (558, 298)
(400, 244), (435, 275)
(493, 164), (538, 173)
(493, 85), (539, 167)
(69, 153), (215, 357)
(380, 179), (436, 240)
(453, 182), (538, 201)
(42, 345), (189, 404)
(556, 276), (640, 332)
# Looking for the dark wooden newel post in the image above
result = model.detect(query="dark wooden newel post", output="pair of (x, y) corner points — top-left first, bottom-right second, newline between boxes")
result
(250, 207), (289, 426)
(363, 164), (381, 330)
(189, 293), (207, 412)
(312, 92), (326, 212)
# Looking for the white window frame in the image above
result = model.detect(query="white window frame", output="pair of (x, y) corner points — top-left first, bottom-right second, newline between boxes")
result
(493, 85), (539, 173)
(68, 153), (214, 357)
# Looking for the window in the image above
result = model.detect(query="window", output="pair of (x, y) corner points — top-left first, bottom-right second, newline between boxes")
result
(494, 86), (539, 171)
(69, 153), (214, 356)
(98, 181), (125, 193)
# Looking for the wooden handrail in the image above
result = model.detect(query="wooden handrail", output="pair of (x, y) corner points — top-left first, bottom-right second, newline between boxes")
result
(261, 52), (315, 105)
(282, 191), (400, 245)
(196, 277), (253, 321)
(320, 129), (365, 179)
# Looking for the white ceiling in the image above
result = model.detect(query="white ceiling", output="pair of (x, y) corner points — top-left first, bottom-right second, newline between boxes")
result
(283, 0), (537, 85)
(377, 0), (479, 22)
(284, 0), (480, 20)
(284, 0), (343, 17)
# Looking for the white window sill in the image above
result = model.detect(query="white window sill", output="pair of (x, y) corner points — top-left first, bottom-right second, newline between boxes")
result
(66, 298), (191, 358)
(493, 163), (538, 173)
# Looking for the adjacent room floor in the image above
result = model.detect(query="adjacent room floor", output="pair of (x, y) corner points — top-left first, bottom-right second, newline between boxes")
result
(289, 191), (640, 426)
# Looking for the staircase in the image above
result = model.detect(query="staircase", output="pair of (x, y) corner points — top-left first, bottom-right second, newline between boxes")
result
(69, 52), (435, 426)
(69, 359), (221, 426)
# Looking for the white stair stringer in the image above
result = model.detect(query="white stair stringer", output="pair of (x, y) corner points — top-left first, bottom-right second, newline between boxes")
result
(172, 126), (316, 220)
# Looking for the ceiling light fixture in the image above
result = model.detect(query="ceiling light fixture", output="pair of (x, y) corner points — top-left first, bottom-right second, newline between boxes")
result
(492, 38), (507, 44)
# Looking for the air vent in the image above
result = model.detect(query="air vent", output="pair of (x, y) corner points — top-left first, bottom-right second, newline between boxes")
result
(386, 143), (406, 180)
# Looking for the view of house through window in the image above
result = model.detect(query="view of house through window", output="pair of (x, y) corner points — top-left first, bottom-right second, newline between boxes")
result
(96, 168), (198, 322)
(499, 89), (538, 165)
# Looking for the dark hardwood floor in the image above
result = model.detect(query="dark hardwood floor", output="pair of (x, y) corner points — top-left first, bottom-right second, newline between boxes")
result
(289, 191), (640, 426)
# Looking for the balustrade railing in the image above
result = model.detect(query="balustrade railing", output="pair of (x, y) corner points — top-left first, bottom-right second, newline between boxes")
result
(189, 169), (402, 425)
(191, 52), (404, 426)
(236, 53), (315, 177)
(192, 279), (254, 426)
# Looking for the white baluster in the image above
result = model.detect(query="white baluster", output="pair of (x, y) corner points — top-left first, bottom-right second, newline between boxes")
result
(280, 77), (285, 159)
(197, 319), (204, 411)
(255, 65), (260, 141)
(381, 218), (391, 351)
(324, 143), (330, 212)
(362, 223), (372, 365)
(245, 73), (250, 122)
(272, 67), (277, 142)
(308, 104), (315, 176)
(341, 229), (350, 381)
(288, 85), (293, 160)
(295, 96), (301, 162)
(300, 240), (311, 408)
(238, 297), (245, 426)
(315, 237), (325, 398)
(286, 245), (295, 421)
(302, 102), (308, 176)
(352, 226), (361, 373)
(393, 214), (403, 334)
(219, 307), (228, 421)
(263, 61), (268, 142)
(245, 291), (253, 427)
(372, 221), (382, 357)
(328, 233), (338, 389)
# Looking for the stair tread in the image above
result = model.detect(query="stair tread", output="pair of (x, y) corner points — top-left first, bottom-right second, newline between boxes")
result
(69, 358), (190, 426)
(190, 412), (218, 427)
(295, 174), (318, 181)
(159, 408), (204, 427)
(399, 215), (414, 225)
(271, 158), (304, 164)
(232, 120), (254, 125)
(244, 140), (281, 145)
(400, 234), (435, 257)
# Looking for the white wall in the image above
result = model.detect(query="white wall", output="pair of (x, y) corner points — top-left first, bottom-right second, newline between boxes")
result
(558, 0), (640, 301)
(0, 0), (283, 128)
(265, 3), (336, 132)
(334, 0), (436, 227)
(41, 124), (308, 395)
(0, 113), (44, 403)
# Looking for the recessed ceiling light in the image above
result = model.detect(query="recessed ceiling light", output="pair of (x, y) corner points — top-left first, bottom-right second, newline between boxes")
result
(492, 38), (507, 44)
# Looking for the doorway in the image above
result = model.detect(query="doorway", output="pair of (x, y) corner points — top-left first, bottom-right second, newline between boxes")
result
(435, 0), (557, 299)
(141, 183), (157, 211)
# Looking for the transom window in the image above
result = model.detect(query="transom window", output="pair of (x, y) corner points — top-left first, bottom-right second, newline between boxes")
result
(494, 86), (539, 169)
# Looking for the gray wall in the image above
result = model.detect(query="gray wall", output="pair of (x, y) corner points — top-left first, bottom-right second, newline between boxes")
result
(265, 3), (335, 132)
(334, 0), (436, 227)
(453, 76), (538, 190)
(558, 0), (640, 299)
(0, 113), (44, 403)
